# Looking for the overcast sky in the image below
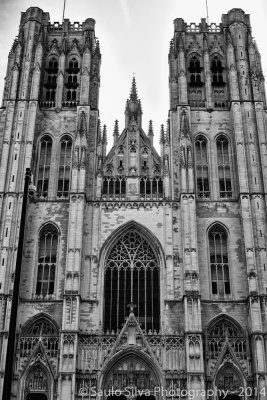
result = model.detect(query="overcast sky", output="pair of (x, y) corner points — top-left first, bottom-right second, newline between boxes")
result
(0, 0), (266, 151)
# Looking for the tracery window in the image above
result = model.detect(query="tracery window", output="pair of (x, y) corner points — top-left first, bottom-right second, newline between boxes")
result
(195, 135), (210, 198)
(44, 57), (58, 102)
(102, 177), (126, 197)
(208, 318), (247, 362)
(216, 365), (242, 392)
(211, 55), (224, 86)
(189, 55), (202, 85)
(25, 368), (48, 391)
(209, 225), (230, 297)
(217, 135), (232, 198)
(57, 136), (72, 198)
(36, 225), (58, 298)
(139, 177), (163, 199)
(20, 317), (59, 358)
(65, 57), (80, 101)
(104, 230), (160, 332)
(37, 136), (52, 198)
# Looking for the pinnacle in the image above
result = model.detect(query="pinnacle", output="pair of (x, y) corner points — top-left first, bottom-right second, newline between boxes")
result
(102, 124), (107, 144)
(113, 119), (119, 136)
(129, 76), (138, 101)
(160, 124), (165, 144)
(148, 120), (154, 136)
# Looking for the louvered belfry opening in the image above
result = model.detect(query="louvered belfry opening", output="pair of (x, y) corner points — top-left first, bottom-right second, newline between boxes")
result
(104, 229), (160, 333)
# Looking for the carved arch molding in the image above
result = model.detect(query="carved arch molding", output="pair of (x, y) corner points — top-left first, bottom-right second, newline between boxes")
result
(103, 355), (159, 393)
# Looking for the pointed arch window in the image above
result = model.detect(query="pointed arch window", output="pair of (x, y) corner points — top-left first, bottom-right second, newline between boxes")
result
(102, 177), (126, 198)
(211, 55), (224, 86)
(37, 136), (52, 198)
(44, 57), (58, 102)
(36, 225), (58, 297)
(104, 229), (160, 333)
(209, 225), (230, 296)
(216, 365), (242, 392)
(139, 177), (163, 199)
(65, 57), (80, 102)
(57, 136), (72, 198)
(20, 316), (59, 358)
(25, 368), (48, 392)
(195, 135), (210, 198)
(217, 135), (232, 198)
(189, 55), (202, 85)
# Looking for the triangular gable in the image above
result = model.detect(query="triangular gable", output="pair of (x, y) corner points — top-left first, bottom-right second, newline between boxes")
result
(20, 339), (55, 378)
(103, 121), (161, 173)
(102, 311), (162, 369)
(211, 340), (248, 379)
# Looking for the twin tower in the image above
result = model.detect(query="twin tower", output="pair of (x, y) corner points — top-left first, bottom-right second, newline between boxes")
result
(0, 6), (267, 400)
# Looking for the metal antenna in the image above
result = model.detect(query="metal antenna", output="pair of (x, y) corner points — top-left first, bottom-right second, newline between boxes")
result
(205, 0), (209, 25)
(62, 0), (66, 22)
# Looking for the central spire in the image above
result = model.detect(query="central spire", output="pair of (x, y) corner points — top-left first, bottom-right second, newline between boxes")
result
(125, 76), (142, 128)
(130, 76), (138, 101)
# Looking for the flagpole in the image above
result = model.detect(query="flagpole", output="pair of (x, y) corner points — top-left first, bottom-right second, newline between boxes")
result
(205, 0), (209, 25)
(62, 0), (66, 21)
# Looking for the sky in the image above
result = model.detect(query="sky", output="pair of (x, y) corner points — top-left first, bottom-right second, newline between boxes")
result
(0, 0), (266, 151)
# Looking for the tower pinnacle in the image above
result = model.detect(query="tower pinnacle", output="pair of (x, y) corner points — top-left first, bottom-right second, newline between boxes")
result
(125, 76), (142, 128)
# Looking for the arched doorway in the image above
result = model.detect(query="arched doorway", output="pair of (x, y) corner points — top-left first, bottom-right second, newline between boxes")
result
(222, 396), (240, 400)
(216, 364), (243, 400)
(26, 394), (47, 400)
(24, 366), (49, 400)
(103, 355), (159, 398)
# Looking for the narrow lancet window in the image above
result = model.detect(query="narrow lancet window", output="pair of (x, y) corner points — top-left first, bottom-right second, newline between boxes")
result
(195, 135), (210, 198)
(44, 57), (58, 102)
(36, 225), (58, 297)
(65, 57), (80, 102)
(209, 225), (230, 296)
(37, 136), (52, 198)
(57, 136), (72, 198)
(217, 135), (232, 198)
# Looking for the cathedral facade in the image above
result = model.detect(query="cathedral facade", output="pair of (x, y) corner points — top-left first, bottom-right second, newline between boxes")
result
(0, 6), (267, 400)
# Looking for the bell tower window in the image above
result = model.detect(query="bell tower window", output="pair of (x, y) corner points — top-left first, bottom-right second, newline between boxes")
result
(65, 57), (80, 102)
(44, 57), (58, 102)
(195, 135), (210, 198)
(209, 224), (230, 297)
(37, 136), (52, 198)
(189, 55), (202, 86)
(216, 135), (232, 198)
(36, 224), (58, 298)
(57, 136), (72, 198)
(211, 56), (224, 86)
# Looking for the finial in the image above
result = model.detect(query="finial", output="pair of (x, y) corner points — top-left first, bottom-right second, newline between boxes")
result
(165, 119), (170, 144)
(113, 119), (119, 136)
(148, 120), (154, 145)
(102, 124), (107, 144)
(97, 120), (102, 143)
(160, 124), (165, 144)
(95, 39), (100, 53)
(130, 75), (138, 101)
(127, 302), (137, 314)
(113, 120), (119, 145)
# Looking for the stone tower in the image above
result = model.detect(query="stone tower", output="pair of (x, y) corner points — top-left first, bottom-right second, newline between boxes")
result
(0, 6), (266, 400)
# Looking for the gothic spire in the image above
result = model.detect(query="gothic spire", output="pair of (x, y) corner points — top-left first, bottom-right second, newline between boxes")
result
(102, 124), (107, 144)
(113, 119), (119, 145)
(125, 76), (142, 128)
(148, 120), (154, 145)
(130, 76), (138, 101)
(160, 124), (165, 144)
